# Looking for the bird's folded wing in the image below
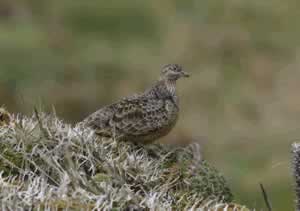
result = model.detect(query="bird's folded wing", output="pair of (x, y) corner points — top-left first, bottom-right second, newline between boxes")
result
(111, 97), (167, 136)
(82, 106), (115, 131)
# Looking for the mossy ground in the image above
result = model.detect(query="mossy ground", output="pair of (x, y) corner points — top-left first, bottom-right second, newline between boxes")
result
(0, 111), (247, 210)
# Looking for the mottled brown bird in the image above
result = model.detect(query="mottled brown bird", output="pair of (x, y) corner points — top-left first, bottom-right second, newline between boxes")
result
(82, 64), (189, 143)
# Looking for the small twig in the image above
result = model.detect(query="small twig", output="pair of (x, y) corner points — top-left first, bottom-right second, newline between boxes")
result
(260, 183), (272, 211)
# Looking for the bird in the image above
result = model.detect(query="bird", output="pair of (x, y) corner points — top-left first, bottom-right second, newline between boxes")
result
(81, 64), (190, 144)
(0, 107), (12, 127)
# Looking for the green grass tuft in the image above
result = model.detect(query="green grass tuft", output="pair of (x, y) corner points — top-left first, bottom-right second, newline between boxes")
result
(0, 112), (236, 210)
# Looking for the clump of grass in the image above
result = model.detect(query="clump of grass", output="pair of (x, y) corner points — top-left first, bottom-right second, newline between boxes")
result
(0, 110), (235, 210)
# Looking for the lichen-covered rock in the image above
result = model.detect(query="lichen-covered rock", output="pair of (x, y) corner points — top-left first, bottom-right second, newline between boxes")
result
(0, 112), (234, 210)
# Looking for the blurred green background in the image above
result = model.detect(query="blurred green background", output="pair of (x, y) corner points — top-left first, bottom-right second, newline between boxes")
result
(1, 0), (300, 210)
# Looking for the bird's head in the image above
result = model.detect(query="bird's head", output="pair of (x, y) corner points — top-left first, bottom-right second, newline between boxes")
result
(160, 64), (190, 81)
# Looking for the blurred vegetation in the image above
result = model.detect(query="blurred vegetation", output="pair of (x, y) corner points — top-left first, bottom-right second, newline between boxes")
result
(1, 0), (300, 209)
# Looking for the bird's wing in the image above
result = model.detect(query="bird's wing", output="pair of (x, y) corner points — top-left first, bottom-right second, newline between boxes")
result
(110, 96), (167, 137)
(82, 105), (115, 135)
(83, 95), (169, 138)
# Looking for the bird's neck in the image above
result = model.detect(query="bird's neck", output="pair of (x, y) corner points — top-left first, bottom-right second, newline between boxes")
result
(153, 79), (177, 98)
(145, 79), (177, 99)
(164, 79), (177, 96)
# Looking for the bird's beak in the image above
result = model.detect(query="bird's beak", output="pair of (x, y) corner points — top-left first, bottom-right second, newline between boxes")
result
(181, 71), (190, 78)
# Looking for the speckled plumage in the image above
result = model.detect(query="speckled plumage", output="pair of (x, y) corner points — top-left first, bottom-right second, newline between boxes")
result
(82, 64), (189, 143)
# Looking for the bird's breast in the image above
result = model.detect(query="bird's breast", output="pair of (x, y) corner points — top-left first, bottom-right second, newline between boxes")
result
(164, 98), (179, 123)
